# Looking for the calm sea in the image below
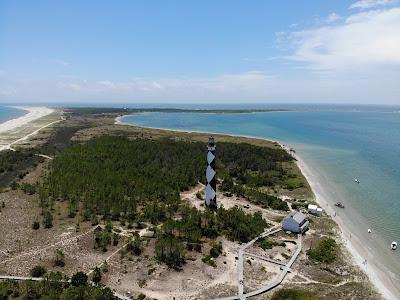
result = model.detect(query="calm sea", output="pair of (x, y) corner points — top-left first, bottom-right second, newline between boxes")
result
(121, 109), (400, 285)
(0, 106), (27, 124)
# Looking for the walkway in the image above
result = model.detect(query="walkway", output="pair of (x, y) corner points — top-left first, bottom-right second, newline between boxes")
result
(216, 227), (302, 300)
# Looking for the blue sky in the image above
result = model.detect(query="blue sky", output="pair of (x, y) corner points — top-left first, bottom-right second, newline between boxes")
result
(1, 0), (400, 104)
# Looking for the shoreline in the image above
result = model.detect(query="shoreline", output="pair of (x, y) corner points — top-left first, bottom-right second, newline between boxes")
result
(0, 106), (57, 151)
(116, 114), (397, 300)
(283, 145), (398, 300)
(0, 106), (54, 134)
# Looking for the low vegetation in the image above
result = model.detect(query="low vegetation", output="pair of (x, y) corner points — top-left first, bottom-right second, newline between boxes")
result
(30, 265), (47, 277)
(307, 238), (338, 264)
(0, 149), (41, 189)
(257, 237), (285, 250)
(0, 272), (115, 300)
(271, 288), (321, 300)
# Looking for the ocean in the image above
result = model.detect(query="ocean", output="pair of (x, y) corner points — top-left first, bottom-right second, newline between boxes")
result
(120, 109), (400, 293)
(0, 106), (26, 124)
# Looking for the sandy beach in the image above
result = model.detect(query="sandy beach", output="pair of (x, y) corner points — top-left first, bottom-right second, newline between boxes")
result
(0, 106), (54, 134)
(0, 106), (57, 151)
(284, 145), (399, 300)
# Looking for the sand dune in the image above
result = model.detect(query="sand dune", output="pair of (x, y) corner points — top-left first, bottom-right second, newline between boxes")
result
(0, 106), (54, 134)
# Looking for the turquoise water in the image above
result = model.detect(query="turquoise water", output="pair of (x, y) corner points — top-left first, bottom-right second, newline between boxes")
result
(122, 110), (400, 284)
(0, 106), (26, 124)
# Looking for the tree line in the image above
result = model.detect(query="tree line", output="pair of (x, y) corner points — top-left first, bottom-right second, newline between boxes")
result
(37, 136), (293, 267)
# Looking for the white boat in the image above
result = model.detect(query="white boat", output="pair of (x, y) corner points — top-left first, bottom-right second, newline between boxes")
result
(367, 229), (372, 233)
(391, 241), (397, 250)
(354, 178), (360, 184)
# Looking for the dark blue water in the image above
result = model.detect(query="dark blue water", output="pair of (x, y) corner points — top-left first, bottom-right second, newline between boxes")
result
(122, 110), (400, 285)
(0, 106), (27, 124)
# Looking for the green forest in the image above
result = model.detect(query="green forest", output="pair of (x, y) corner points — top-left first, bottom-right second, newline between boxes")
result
(37, 136), (294, 267)
(40, 136), (292, 219)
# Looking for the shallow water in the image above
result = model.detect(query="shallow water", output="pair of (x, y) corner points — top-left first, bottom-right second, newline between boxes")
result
(0, 106), (26, 124)
(122, 110), (400, 284)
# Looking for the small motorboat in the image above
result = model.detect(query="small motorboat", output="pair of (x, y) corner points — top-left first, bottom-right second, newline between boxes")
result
(335, 202), (345, 208)
(354, 178), (360, 184)
(367, 229), (372, 233)
(391, 241), (397, 250)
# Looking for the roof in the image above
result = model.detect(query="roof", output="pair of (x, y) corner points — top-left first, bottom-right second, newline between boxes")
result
(286, 211), (306, 224)
(308, 204), (318, 210)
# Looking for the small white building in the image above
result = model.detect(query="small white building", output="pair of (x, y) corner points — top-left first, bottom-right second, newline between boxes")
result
(308, 204), (323, 216)
(282, 211), (309, 234)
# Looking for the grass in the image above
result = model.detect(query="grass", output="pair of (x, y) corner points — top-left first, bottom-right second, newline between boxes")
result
(271, 288), (322, 300)
(257, 237), (285, 250)
(307, 238), (338, 264)
(202, 255), (217, 267)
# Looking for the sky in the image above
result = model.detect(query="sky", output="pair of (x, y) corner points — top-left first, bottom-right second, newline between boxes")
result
(1, 0), (400, 105)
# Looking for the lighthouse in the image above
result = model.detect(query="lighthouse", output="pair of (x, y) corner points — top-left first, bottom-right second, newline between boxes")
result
(205, 136), (217, 208)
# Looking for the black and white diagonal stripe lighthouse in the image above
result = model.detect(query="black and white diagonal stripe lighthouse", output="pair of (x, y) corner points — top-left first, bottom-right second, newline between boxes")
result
(205, 136), (217, 208)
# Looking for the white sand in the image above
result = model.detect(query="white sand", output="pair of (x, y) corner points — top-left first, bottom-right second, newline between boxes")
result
(0, 106), (54, 134)
(0, 106), (57, 151)
(285, 145), (399, 300)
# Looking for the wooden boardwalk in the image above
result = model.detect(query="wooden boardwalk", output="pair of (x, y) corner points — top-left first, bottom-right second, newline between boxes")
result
(217, 227), (302, 300)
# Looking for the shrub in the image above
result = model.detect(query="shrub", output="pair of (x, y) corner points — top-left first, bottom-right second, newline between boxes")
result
(202, 255), (216, 267)
(32, 221), (40, 230)
(155, 236), (185, 268)
(92, 267), (102, 285)
(136, 294), (146, 300)
(21, 183), (36, 195)
(307, 238), (338, 264)
(216, 207), (267, 242)
(127, 234), (143, 256)
(54, 249), (65, 267)
(10, 181), (19, 190)
(257, 237), (275, 250)
(209, 241), (223, 258)
(71, 271), (88, 287)
(30, 265), (47, 277)
(271, 288), (321, 300)
(42, 211), (53, 229)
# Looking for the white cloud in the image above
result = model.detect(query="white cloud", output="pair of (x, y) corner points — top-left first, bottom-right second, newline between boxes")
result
(0, 89), (17, 97)
(350, 0), (397, 9)
(288, 7), (400, 70)
(0, 70), (399, 104)
(97, 80), (116, 88)
(326, 13), (341, 23)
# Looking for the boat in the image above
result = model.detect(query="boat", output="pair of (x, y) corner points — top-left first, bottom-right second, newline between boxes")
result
(391, 241), (397, 250)
(368, 229), (372, 233)
(354, 178), (360, 184)
(335, 202), (345, 208)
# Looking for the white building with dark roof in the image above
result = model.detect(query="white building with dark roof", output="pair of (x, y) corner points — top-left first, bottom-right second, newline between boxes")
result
(282, 211), (309, 234)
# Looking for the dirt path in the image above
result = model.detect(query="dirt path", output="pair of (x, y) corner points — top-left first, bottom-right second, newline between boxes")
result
(2, 118), (64, 152)
(0, 226), (96, 265)
(87, 242), (129, 276)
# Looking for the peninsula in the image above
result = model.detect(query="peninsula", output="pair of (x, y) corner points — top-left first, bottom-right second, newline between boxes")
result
(0, 107), (383, 300)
